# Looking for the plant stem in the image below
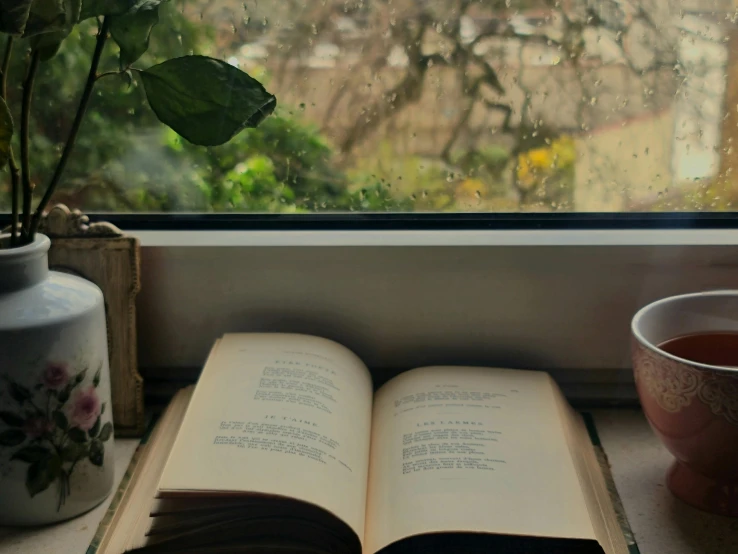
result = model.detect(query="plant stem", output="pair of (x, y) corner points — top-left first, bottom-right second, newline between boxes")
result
(20, 50), (40, 239)
(95, 69), (128, 81)
(7, 152), (20, 238)
(1, 36), (19, 246)
(7, 155), (20, 246)
(29, 17), (111, 240)
(1, 36), (12, 98)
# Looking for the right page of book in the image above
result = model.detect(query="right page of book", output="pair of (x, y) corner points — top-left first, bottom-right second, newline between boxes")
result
(364, 366), (617, 554)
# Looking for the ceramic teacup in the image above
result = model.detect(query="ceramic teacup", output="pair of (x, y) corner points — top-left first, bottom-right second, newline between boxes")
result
(631, 291), (738, 517)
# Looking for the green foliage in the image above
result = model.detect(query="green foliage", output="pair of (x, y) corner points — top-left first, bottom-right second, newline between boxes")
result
(0, 0), (33, 35)
(67, 427), (87, 443)
(15, 12), (191, 199)
(1, 0), (275, 244)
(26, 454), (61, 497)
(341, 181), (415, 212)
(99, 421), (112, 441)
(31, 29), (67, 61)
(80, 0), (143, 20)
(109, 2), (159, 68)
(0, 1), (415, 215)
(52, 410), (68, 429)
(453, 146), (510, 182)
(11, 445), (51, 462)
(2, 361), (111, 508)
(22, 0), (80, 38)
(209, 155), (289, 211)
(192, 111), (346, 211)
(88, 439), (103, 466)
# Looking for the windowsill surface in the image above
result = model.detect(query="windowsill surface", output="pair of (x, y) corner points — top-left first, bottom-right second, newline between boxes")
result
(0, 410), (736, 553)
(592, 409), (738, 554)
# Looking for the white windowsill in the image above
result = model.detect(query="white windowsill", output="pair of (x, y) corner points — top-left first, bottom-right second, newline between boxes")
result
(132, 228), (738, 248)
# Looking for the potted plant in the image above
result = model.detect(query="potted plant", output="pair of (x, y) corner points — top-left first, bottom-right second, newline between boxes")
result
(0, 0), (275, 525)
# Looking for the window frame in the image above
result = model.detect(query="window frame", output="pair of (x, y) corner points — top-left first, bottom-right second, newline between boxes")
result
(70, 211), (738, 231)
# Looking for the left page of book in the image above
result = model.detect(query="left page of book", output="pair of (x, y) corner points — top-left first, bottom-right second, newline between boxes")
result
(157, 333), (374, 543)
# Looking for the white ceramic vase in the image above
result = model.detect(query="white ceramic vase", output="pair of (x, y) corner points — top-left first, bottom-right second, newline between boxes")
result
(0, 234), (115, 525)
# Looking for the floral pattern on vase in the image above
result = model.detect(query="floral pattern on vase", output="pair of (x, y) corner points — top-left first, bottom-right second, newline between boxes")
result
(0, 361), (112, 511)
(1, 233), (114, 525)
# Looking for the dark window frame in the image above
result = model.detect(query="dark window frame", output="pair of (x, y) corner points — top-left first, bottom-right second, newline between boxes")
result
(52, 212), (738, 231)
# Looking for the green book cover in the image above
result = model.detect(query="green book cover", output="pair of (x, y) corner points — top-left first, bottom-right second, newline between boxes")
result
(582, 412), (641, 554)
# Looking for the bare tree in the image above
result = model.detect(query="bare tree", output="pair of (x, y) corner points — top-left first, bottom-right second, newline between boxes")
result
(235, 0), (726, 210)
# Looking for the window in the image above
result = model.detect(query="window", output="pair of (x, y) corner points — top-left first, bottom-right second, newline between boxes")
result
(3, 1), (738, 215)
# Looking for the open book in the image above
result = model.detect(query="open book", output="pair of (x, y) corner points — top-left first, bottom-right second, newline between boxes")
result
(97, 333), (631, 554)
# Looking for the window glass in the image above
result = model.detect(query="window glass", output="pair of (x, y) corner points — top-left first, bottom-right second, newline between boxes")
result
(2, 1), (737, 213)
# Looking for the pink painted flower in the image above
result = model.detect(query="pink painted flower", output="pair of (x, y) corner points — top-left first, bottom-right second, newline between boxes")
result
(68, 385), (101, 431)
(23, 417), (54, 439)
(42, 362), (70, 391)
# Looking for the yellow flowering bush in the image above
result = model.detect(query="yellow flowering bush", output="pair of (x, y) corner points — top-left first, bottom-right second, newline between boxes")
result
(515, 136), (576, 209)
(516, 136), (576, 186)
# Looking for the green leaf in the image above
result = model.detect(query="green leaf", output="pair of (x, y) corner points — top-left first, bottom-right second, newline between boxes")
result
(8, 382), (32, 404)
(0, 0), (33, 35)
(57, 386), (70, 403)
(23, 0), (82, 62)
(74, 368), (87, 384)
(110, 2), (159, 69)
(30, 29), (66, 61)
(52, 410), (68, 430)
(93, 367), (101, 387)
(89, 416), (101, 438)
(23, 0), (80, 38)
(88, 439), (104, 466)
(140, 55), (276, 147)
(98, 422), (112, 442)
(26, 454), (61, 497)
(11, 445), (51, 463)
(60, 442), (85, 462)
(0, 410), (24, 427)
(100, 402), (106, 415)
(80, 0), (158, 20)
(64, 0), (81, 21)
(67, 427), (87, 443)
(0, 429), (26, 446)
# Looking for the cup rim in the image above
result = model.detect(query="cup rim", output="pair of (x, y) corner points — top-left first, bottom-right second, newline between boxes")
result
(631, 290), (738, 375)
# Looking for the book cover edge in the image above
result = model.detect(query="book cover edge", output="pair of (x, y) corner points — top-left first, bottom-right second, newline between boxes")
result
(581, 411), (641, 554)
